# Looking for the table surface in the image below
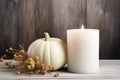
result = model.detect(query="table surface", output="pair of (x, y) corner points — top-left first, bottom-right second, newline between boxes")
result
(0, 60), (120, 80)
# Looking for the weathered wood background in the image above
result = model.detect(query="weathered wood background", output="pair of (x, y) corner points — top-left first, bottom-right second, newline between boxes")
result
(0, 0), (120, 59)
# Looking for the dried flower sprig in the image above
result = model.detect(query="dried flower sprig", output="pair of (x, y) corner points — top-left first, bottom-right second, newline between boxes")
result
(0, 47), (60, 77)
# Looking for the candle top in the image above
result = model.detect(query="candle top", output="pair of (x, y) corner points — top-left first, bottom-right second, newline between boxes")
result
(67, 29), (99, 32)
(67, 24), (99, 33)
(67, 29), (99, 35)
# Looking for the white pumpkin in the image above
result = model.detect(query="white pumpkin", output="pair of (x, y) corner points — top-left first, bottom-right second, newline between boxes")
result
(27, 32), (67, 70)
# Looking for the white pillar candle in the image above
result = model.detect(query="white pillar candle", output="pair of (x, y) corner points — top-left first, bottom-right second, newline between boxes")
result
(67, 25), (99, 73)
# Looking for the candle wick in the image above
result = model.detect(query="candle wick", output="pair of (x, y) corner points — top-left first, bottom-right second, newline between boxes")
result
(81, 24), (84, 29)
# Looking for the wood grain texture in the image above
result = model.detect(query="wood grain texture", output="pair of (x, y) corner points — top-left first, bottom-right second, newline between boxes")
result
(0, 0), (120, 59)
(0, 0), (18, 56)
(18, 0), (36, 49)
(52, 0), (87, 41)
(0, 60), (120, 80)
(18, 0), (52, 49)
(87, 0), (120, 59)
(35, 0), (52, 39)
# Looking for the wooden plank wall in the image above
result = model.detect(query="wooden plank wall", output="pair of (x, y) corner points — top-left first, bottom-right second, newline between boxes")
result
(87, 0), (120, 58)
(0, 0), (120, 59)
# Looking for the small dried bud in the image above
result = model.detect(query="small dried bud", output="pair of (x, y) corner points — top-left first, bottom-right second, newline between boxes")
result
(5, 61), (12, 66)
(35, 56), (39, 60)
(27, 65), (32, 70)
(14, 54), (17, 57)
(52, 66), (55, 70)
(28, 57), (33, 62)
(20, 50), (24, 53)
(41, 70), (46, 75)
(54, 73), (60, 77)
(24, 57), (35, 70)
(18, 55), (22, 58)
(41, 66), (45, 70)
(5, 49), (8, 52)
(9, 47), (13, 51)
(49, 65), (55, 70)
(5, 62), (9, 66)
(43, 70), (47, 74)
(3, 55), (6, 58)
(41, 64), (45, 67)
(36, 61), (40, 64)
(0, 57), (4, 62)
(16, 71), (21, 75)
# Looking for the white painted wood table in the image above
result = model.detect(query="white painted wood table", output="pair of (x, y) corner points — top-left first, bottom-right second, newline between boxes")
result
(0, 60), (120, 80)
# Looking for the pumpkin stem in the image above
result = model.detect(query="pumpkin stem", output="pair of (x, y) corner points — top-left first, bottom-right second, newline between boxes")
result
(44, 32), (50, 41)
